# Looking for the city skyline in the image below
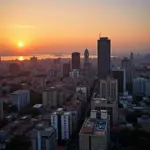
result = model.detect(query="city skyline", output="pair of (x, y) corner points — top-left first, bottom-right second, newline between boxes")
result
(0, 0), (150, 56)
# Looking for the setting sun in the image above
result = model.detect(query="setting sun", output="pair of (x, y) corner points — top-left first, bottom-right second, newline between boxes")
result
(18, 56), (24, 61)
(18, 42), (24, 48)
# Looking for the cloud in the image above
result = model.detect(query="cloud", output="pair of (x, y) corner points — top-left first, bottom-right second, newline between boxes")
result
(13, 25), (34, 28)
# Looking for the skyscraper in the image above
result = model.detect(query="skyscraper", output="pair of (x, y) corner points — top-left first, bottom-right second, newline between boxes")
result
(121, 57), (132, 84)
(112, 68), (126, 93)
(97, 37), (111, 79)
(72, 52), (80, 70)
(84, 48), (89, 64)
(63, 62), (70, 77)
(84, 49), (90, 77)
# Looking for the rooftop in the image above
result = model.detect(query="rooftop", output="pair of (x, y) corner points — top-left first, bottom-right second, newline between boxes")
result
(12, 90), (29, 94)
(80, 117), (107, 135)
(33, 104), (43, 108)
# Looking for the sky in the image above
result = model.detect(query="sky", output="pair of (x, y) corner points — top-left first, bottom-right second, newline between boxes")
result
(0, 0), (150, 56)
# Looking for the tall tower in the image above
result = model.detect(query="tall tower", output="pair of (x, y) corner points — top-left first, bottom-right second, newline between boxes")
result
(71, 52), (80, 70)
(121, 57), (132, 84)
(97, 37), (111, 79)
(130, 52), (134, 66)
(84, 49), (90, 77)
(84, 48), (89, 64)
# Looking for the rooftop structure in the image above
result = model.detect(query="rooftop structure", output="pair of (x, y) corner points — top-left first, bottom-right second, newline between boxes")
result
(80, 118), (107, 135)
(33, 104), (43, 108)
(79, 110), (109, 150)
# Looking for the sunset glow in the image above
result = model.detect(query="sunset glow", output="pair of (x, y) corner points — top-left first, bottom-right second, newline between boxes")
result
(18, 56), (24, 61)
(18, 42), (24, 48)
(0, 0), (150, 55)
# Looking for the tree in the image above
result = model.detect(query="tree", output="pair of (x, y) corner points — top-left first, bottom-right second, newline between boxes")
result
(5, 135), (31, 150)
(30, 90), (42, 106)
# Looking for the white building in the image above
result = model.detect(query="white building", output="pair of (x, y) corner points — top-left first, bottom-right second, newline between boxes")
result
(61, 112), (72, 140)
(12, 90), (30, 111)
(50, 108), (73, 141)
(133, 77), (147, 95)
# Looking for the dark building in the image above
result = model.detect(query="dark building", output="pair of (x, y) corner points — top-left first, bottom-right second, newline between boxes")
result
(63, 63), (70, 77)
(72, 52), (80, 70)
(112, 68), (126, 93)
(97, 37), (111, 79)
(9, 63), (21, 75)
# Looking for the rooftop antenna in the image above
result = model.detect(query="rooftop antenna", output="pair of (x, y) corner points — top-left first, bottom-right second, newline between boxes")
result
(99, 32), (101, 39)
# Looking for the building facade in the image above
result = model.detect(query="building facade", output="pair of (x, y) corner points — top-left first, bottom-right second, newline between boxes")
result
(0, 100), (3, 120)
(133, 77), (148, 96)
(84, 49), (90, 77)
(97, 37), (111, 79)
(121, 57), (132, 84)
(12, 90), (30, 111)
(63, 63), (70, 77)
(112, 68), (126, 93)
(43, 87), (65, 109)
(72, 52), (80, 70)
(79, 110), (109, 150)
(50, 109), (73, 142)
(30, 124), (57, 150)
(91, 97), (118, 125)
(100, 77), (118, 102)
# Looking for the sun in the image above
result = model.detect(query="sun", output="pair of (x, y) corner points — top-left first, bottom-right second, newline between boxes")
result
(18, 42), (24, 48)
(18, 56), (24, 61)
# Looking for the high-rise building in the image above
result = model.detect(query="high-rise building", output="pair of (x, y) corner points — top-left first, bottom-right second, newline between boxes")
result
(133, 77), (147, 96)
(0, 100), (3, 120)
(84, 49), (90, 77)
(91, 97), (118, 125)
(97, 37), (111, 79)
(43, 87), (65, 109)
(112, 68), (126, 93)
(84, 48), (89, 64)
(79, 110), (109, 150)
(61, 112), (72, 140)
(50, 108), (72, 142)
(63, 63), (70, 77)
(100, 77), (118, 102)
(146, 80), (150, 97)
(30, 124), (57, 150)
(72, 52), (80, 70)
(92, 77), (118, 125)
(12, 90), (30, 111)
(121, 57), (132, 84)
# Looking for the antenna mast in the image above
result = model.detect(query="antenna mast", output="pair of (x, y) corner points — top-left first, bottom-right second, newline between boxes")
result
(99, 32), (101, 39)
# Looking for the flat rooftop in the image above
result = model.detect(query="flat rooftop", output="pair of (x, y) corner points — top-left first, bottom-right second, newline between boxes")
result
(12, 90), (29, 94)
(80, 117), (107, 135)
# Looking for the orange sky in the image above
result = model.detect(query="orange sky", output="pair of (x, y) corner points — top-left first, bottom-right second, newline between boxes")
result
(0, 0), (150, 55)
